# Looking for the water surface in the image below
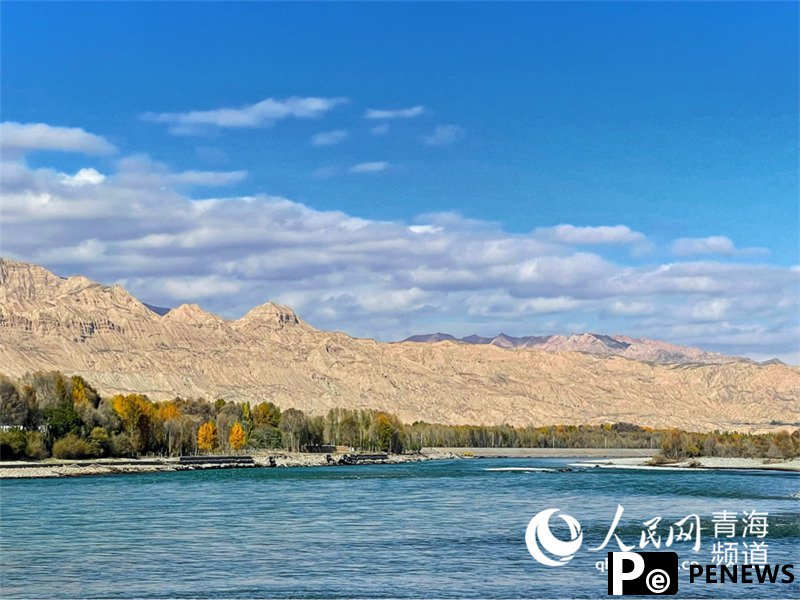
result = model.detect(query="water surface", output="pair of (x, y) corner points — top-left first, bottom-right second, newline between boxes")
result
(1, 459), (798, 598)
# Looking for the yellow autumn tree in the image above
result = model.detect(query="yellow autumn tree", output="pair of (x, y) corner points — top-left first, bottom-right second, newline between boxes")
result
(157, 402), (181, 421)
(71, 377), (89, 406)
(197, 421), (218, 452)
(112, 394), (154, 453)
(228, 422), (246, 451)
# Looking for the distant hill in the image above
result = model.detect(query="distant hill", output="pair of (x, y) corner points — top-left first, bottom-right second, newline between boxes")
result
(402, 332), (750, 365)
(144, 303), (171, 316)
(1, 257), (798, 432)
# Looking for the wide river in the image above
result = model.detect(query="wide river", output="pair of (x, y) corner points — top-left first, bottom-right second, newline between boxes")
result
(1, 458), (798, 598)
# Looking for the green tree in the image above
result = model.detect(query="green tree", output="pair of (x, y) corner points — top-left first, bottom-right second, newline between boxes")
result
(248, 426), (283, 449)
(42, 400), (82, 440)
(89, 427), (111, 457)
(253, 401), (282, 428)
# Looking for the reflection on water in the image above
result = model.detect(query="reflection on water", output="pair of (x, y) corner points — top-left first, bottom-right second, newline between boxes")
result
(1, 459), (798, 598)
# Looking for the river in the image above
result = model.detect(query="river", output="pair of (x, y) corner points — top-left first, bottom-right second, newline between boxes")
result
(1, 458), (798, 598)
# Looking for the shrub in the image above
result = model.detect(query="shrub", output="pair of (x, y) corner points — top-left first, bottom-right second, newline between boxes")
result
(25, 431), (48, 460)
(52, 434), (99, 459)
(110, 433), (134, 457)
(0, 429), (27, 460)
(89, 427), (111, 457)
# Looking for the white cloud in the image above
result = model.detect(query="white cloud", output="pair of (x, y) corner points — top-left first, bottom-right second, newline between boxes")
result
(61, 168), (106, 187)
(423, 124), (466, 146)
(113, 155), (246, 188)
(536, 224), (647, 245)
(609, 301), (654, 316)
(0, 122), (116, 158)
(688, 298), (731, 322)
(3, 145), (798, 362)
(364, 106), (425, 120)
(370, 123), (390, 136)
(160, 275), (242, 299)
(311, 130), (348, 146)
(143, 96), (348, 135)
(408, 225), (443, 234)
(349, 161), (389, 174)
(672, 236), (735, 256)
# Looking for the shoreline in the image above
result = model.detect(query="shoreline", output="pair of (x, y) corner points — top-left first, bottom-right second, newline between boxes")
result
(422, 446), (659, 459)
(0, 451), (452, 480)
(570, 456), (800, 473)
(3, 448), (798, 479)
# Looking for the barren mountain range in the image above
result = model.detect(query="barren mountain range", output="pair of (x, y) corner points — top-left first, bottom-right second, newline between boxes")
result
(402, 333), (764, 365)
(1, 258), (798, 432)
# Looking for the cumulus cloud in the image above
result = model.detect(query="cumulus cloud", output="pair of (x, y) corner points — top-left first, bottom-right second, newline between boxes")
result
(537, 224), (646, 246)
(311, 129), (348, 146)
(61, 168), (106, 187)
(349, 161), (389, 174)
(2, 150), (797, 361)
(0, 122), (116, 158)
(672, 236), (735, 256)
(143, 96), (348, 135)
(364, 106), (425, 120)
(423, 124), (466, 146)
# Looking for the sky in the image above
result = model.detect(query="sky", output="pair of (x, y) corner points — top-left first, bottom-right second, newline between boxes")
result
(1, 2), (798, 362)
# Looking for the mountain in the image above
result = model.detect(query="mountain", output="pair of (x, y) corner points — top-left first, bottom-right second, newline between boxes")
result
(1, 258), (798, 432)
(402, 332), (747, 365)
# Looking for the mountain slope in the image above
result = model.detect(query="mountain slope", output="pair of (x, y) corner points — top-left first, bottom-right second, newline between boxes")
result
(1, 258), (798, 432)
(402, 331), (748, 364)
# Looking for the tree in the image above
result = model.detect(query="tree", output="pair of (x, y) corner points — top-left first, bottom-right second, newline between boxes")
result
(42, 400), (82, 440)
(71, 376), (99, 408)
(242, 401), (252, 430)
(374, 413), (396, 452)
(229, 422), (246, 451)
(111, 394), (154, 454)
(197, 421), (218, 452)
(248, 426), (283, 449)
(280, 408), (309, 451)
(89, 427), (111, 457)
(253, 401), (282, 428)
(0, 376), (27, 426)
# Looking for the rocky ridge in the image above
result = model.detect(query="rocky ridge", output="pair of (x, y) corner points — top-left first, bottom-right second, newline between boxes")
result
(1, 258), (798, 432)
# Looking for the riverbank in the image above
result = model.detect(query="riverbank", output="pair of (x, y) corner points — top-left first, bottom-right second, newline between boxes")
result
(0, 451), (452, 479)
(571, 455), (800, 472)
(423, 446), (659, 459)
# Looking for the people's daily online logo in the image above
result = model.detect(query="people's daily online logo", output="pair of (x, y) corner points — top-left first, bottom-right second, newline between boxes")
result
(525, 508), (583, 566)
(525, 506), (794, 595)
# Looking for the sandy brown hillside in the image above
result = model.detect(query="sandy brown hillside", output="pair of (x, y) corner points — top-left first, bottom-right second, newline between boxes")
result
(1, 258), (798, 432)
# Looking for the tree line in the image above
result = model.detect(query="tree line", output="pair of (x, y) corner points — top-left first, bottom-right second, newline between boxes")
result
(0, 371), (797, 461)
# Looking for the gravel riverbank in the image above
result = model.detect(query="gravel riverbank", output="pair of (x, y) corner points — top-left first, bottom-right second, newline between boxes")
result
(0, 451), (455, 479)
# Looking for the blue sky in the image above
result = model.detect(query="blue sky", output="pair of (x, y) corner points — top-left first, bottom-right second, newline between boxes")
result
(1, 2), (798, 360)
